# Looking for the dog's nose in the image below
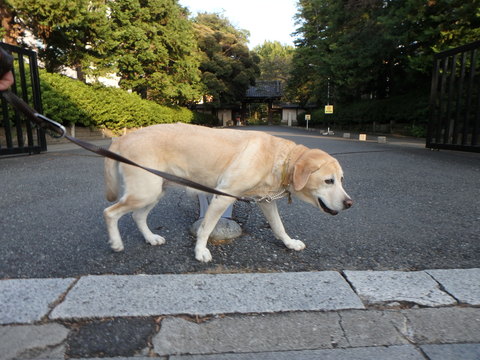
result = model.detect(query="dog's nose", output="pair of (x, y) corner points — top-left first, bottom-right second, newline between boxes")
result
(343, 198), (353, 209)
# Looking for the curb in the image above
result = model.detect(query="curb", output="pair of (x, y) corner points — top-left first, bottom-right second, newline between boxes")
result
(1, 269), (479, 359)
(1, 269), (479, 325)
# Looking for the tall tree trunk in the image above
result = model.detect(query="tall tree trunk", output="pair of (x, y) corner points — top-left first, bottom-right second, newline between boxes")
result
(75, 65), (86, 83)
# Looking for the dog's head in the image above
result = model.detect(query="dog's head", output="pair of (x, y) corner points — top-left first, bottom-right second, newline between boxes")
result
(291, 149), (352, 215)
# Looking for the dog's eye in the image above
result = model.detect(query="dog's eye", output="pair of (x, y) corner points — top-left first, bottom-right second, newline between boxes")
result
(325, 179), (334, 185)
(341, 177), (344, 183)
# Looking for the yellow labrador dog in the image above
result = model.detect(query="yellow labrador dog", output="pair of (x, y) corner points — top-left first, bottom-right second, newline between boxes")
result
(104, 123), (352, 262)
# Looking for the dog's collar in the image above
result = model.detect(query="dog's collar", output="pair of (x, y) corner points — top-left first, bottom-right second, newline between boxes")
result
(280, 154), (292, 188)
(255, 154), (294, 203)
(254, 188), (291, 203)
(252, 151), (295, 204)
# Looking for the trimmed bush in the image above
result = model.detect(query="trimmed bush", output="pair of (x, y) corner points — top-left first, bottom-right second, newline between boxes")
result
(40, 71), (197, 131)
(297, 91), (429, 136)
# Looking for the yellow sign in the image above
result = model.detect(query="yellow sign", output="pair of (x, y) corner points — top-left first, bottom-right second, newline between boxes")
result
(325, 105), (334, 114)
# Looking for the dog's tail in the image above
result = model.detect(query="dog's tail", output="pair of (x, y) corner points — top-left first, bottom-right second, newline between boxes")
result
(104, 140), (120, 202)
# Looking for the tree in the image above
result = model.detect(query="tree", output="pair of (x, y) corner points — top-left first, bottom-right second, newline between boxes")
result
(292, 0), (395, 103)
(379, 0), (480, 76)
(109, 0), (203, 105)
(0, 2), (23, 45)
(6, 0), (115, 80)
(253, 41), (294, 82)
(193, 13), (260, 107)
(290, 0), (480, 105)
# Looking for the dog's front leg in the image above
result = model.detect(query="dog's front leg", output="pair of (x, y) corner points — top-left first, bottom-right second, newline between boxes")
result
(195, 195), (236, 262)
(258, 201), (306, 251)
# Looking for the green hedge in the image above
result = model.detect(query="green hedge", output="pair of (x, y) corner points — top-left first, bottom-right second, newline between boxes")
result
(39, 71), (206, 131)
(298, 91), (429, 136)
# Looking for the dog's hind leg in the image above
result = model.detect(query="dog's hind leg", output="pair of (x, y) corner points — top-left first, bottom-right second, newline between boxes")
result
(104, 199), (133, 252)
(104, 195), (162, 252)
(104, 169), (164, 252)
(132, 202), (165, 246)
(258, 201), (306, 251)
(195, 195), (236, 262)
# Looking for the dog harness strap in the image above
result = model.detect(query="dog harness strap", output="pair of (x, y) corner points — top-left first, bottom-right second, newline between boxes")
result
(1, 90), (254, 203)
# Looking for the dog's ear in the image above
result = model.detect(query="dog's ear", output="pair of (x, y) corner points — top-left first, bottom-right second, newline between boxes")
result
(293, 152), (319, 191)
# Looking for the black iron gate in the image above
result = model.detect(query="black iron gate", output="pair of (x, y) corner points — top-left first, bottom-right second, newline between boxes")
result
(0, 42), (46, 155)
(427, 41), (480, 152)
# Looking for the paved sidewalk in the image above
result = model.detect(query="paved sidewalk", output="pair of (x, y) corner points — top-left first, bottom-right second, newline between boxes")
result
(1, 269), (479, 359)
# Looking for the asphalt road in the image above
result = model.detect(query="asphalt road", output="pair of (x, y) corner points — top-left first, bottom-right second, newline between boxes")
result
(1, 126), (479, 279)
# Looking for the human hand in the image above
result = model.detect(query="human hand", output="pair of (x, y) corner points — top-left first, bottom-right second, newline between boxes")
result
(0, 46), (14, 91)
(0, 70), (14, 91)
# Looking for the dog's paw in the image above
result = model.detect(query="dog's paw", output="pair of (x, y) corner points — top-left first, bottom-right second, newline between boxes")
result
(146, 234), (166, 246)
(195, 247), (213, 262)
(285, 239), (306, 251)
(110, 242), (124, 252)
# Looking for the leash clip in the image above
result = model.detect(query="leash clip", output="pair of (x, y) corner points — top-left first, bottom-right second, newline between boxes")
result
(35, 114), (66, 139)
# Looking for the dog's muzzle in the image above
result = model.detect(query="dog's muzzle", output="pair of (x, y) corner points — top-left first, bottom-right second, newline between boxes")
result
(344, 198), (353, 209)
(318, 197), (353, 215)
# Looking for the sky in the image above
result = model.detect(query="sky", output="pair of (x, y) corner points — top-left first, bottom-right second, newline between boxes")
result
(178, 0), (299, 49)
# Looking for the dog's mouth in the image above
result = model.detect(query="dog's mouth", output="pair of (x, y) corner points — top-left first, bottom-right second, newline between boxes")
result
(318, 198), (339, 216)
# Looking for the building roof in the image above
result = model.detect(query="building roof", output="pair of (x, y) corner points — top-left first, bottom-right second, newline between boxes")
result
(245, 80), (283, 100)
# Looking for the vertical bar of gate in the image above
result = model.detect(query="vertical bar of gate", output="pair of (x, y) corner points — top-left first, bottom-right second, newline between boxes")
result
(13, 53), (25, 148)
(472, 78), (480, 146)
(18, 51), (35, 151)
(436, 57), (449, 144)
(9, 57), (25, 149)
(29, 49), (46, 151)
(452, 52), (467, 145)
(427, 57), (441, 148)
(1, 95), (13, 148)
(443, 54), (457, 145)
(462, 49), (476, 146)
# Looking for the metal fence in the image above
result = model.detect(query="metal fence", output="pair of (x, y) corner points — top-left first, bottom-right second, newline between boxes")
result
(427, 40), (480, 152)
(0, 42), (46, 156)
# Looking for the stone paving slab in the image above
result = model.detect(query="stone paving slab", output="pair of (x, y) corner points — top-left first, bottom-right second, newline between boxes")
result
(153, 311), (409, 356)
(427, 268), (480, 305)
(398, 308), (480, 344)
(337, 310), (407, 347)
(169, 345), (425, 360)
(153, 308), (480, 357)
(421, 343), (480, 360)
(153, 312), (348, 356)
(50, 272), (364, 320)
(0, 278), (75, 324)
(343, 270), (457, 306)
(0, 323), (69, 360)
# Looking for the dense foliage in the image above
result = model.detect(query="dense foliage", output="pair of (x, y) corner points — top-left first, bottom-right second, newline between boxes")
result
(2, 0), (479, 134)
(297, 90), (429, 136)
(254, 41), (294, 83)
(6, 0), (114, 80)
(193, 13), (260, 107)
(109, 0), (203, 104)
(290, 0), (480, 106)
(40, 70), (199, 131)
(2, 0), (255, 107)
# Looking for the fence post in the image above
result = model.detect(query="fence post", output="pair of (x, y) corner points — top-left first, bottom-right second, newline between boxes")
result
(189, 194), (242, 242)
(0, 42), (46, 155)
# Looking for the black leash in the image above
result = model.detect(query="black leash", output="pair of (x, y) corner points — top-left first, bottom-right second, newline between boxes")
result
(1, 89), (253, 203)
